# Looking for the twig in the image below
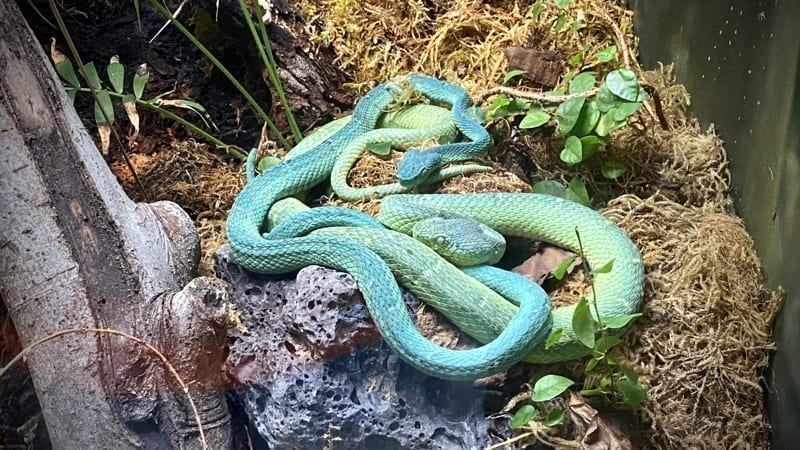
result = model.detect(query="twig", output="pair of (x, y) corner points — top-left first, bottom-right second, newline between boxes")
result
(478, 86), (600, 106)
(0, 327), (209, 449)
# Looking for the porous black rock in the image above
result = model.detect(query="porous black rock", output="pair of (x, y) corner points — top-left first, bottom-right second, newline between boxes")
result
(216, 245), (516, 449)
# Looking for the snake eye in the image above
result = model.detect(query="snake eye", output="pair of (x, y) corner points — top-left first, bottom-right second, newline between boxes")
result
(435, 235), (447, 246)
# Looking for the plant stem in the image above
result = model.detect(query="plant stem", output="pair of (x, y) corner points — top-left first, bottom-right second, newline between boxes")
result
(136, 101), (247, 160)
(241, 0), (303, 143)
(144, 0), (291, 149)
(574, 227), (605, 331)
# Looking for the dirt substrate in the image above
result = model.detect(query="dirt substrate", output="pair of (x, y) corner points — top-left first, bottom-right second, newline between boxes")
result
(111, 0), (783, 447)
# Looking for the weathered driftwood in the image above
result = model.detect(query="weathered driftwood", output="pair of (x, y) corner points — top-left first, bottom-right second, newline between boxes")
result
(0, 1), (232, 448)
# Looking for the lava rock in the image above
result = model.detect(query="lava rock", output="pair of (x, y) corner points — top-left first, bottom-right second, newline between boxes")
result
(216, 245), (514, 449)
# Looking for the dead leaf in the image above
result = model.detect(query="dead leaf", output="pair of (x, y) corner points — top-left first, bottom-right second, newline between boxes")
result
(97, 122), (111, 154)
(513, 245), (579, 285)
(568, 392), (633, 450)
(123, 100), (140, 140)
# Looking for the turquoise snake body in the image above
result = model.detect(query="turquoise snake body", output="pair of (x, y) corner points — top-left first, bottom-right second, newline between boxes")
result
(226, 74), (645, 379)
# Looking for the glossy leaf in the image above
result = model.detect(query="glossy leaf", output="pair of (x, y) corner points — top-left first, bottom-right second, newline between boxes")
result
(572, 298), (597, 348)
(568, 72), (596, 94)
(613, 101), (642, 121)
(560, 135), (583, 165)
(555, 96), (585, 134)
(543, 409), (565, 427)
(519, 110), (551, 129)
(606, 69), (641, 102)
(503, 69), (526, 84)
(594, 335), (622, 353)
(591, 259), (614, 275)
(566, 177), (591, 207)
(553, 255), (578, 280)
(580, 135), (602, 157)
(532, 375), (574, 402)
(570, 100), (600, 137)
(510, 404), (539, 429)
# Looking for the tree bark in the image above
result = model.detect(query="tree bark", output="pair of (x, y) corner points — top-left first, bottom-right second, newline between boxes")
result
(0, 1), (232, 448)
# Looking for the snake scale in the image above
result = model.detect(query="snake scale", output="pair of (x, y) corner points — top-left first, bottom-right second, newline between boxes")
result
(227, 74), (645, 379)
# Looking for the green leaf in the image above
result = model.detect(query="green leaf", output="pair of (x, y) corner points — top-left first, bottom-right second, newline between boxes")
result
(257, 156), (282, 172)
(570, 100), (600, 137)
(580, 387), (606, 397)
(519, 110), (550, 129)
(55, 58), (81, 88)
(93, 91), (114, 124)
(618, 379), (647, 406)
(621, 365), (639, 383)
(613, 102), (642, 121)
(532, 375), (575, 402)
(133, 63), (150, 100)
(466, 106), (488, 124)
(489, 94), (510, 112)
(107, 57), (125, 93)
(553, 0), (571, 9)
(565, 177), (591, 207)
(510, 404), (538, 429)
(369, 142), (392, 156)
(82, 62), (102, 90)
(601, 160), (626, 179)
(572, 298), (597, 348)
(568, 51), (584, 67)
(133, 0), (142, 30)
(602, 313), (643, 329)
(595, 45), (617, 63)
(489, 95), (527, 118)
(594, 335), (622, 353)
(553, 255), (577, 280)
(531, 2), (544, 21)
(554, 15), (569, 33)
(591, 259), (614, 275)
(606, 69), (641, 102)
(503, 69), (526, 84)
(570, 18), (586, 33)
(606, 354), (618, 365)
(545, 328), (564, 349)
(560, 136), (583, 165)
(533, 180), (568, 198)
(555, 96), (585, 134)
(543, 409), (565, 427)
(580, 135), (602, 157)
(568, 72), (596, 94)
(595, 110), (626, 137)
(595, 84), (618, 113)
(585, 356), (600, 372)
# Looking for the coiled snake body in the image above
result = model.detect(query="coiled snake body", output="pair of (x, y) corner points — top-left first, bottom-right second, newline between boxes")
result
(226, 74), (645, 379)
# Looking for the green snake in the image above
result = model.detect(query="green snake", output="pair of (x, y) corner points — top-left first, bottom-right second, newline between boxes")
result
(227, 74), (645, 379)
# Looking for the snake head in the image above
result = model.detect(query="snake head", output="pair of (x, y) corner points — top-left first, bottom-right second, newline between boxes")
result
(397, 149), (442, 187)
(411, 217), (506, 267)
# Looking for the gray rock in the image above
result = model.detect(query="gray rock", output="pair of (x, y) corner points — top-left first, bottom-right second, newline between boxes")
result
(216, 245), (516, 449)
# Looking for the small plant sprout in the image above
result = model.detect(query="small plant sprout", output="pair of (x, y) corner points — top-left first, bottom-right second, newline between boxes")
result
(509, 227), (645, 433)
